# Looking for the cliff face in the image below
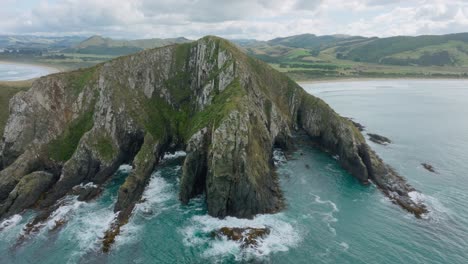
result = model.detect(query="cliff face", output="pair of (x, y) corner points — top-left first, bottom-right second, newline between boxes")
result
(0, 36), (426, 248)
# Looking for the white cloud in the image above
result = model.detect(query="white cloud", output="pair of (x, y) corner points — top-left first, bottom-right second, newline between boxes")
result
(0, 0), (467, 39)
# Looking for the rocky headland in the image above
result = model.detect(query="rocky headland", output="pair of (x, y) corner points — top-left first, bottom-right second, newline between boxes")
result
(0, 36), (426, 251)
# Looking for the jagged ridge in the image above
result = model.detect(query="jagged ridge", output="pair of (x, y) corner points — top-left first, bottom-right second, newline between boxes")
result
(0, 36), (426, 251)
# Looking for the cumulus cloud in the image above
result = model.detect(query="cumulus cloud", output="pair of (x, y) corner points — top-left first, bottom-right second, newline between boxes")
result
(0, 0), (467, 39)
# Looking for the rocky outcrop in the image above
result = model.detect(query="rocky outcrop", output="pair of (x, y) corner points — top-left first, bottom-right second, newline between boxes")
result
(368, 133), (392, 145)
(211, 227), (271, 248)
(346, 118), (365, 132)
(422, 163), (436, 173)
(179, 128), (210, 204)
(0, 171), (55, 216)
(0, 36), (426, 250)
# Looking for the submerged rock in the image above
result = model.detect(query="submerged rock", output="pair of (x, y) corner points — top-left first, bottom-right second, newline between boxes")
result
(422, 163), (436, 173)
(49, 218), (67, 232)
(368, 133), (392, 145)
(211, 227), (271, 248)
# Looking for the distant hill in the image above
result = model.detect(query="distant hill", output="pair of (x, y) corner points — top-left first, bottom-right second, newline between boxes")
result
(65, 35), (192, 56)
(267, 33), (367, 49)
(235, 32), (468, 67)
(0, 35), (85, 49)
(340, 33), (468, 66)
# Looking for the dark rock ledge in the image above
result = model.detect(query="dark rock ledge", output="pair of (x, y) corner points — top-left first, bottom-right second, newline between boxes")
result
(211, 227), (271, 248)
(368, 133), (392, 145)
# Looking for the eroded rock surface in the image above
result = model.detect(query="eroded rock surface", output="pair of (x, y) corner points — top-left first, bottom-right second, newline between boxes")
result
(368, 133), (392, 145)
(211, 227), (271, 248)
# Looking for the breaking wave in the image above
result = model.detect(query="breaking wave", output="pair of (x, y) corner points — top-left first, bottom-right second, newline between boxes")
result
(181, 213), (301, 261)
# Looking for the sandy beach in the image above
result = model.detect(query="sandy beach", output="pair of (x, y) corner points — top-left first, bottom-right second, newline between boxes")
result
(297, 77), (468, 85)
(0, 60), (62, 73)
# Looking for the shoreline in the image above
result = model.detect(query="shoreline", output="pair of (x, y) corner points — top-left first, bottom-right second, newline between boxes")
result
(0, 60), (63, 74)
(297, 77), (468, 85)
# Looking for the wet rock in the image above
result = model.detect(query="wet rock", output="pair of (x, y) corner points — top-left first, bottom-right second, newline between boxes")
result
(15, 208), (55, 247)
(0, 171), (56, 218)
(211, 227), (271, 248)
(71, 183), (103, 202)
(346, 118), (366, 131)
(367, 133), (392, 145)
(102, 221), (120, 253)
(179, 128), (209, 204)
(49, 218), (67, 232)
(422, 163), (436, 173)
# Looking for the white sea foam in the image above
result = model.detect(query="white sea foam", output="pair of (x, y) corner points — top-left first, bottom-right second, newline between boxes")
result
(118, 164), (133, 173)
(312, 194), (339, 213)
(163, 151), (187, 160)
(181, 213), (301, 261)
(69, 208), (116, 251)
(0, 214), (22, 232)
(408, 191), (425, 204)
(134, 171), (175, 217)
(311, 194), (339, 235)
(116, 171), (175, 247)
(46, 196), (85, 230)
(76, 182), (98, 189)
(408, 191), (451, 221)
(60, 198), (117, 262)
(340, 242), (349, 251)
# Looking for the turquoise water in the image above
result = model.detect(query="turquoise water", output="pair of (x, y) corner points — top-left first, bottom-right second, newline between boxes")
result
(0, 62), (56, 81)
(1, 80), (468, 263)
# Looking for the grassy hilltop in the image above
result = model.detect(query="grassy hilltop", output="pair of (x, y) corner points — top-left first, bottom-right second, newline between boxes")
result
(234, 33), (468, 80)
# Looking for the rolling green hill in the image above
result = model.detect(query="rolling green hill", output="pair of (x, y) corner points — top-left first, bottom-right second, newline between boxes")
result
(234, 32), (468, 80)
(0, 35), (85, 49)
(64, 35), (191, 56)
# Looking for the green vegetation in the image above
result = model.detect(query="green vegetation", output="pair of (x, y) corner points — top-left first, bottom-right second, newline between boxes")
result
(48, 110), (94, 162)
(343, 33), (468, 63)
(164, 43), (193, 104)
(142, 96), (181, 140)
(236, 32), (468, 81)
(94, 135), (116, 162)
(0, 81), (31, 136)
(66, 66), (98, 95)
(189, 78), (245, 138)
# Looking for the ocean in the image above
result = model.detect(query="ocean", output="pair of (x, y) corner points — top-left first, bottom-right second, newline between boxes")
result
(0, 62), (57, 81)
(1, 80), (467, 263)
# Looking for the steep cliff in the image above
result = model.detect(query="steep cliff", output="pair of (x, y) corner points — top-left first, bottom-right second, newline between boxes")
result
(0, 36), (426, 250)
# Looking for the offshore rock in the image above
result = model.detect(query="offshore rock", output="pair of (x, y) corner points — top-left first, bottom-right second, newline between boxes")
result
(368, 133), (392, 145)
(211, 227), (271, 248)
(422, 163), (436, 173)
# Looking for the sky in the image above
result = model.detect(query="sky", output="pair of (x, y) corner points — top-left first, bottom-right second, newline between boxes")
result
(1, 0), (468, 40)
